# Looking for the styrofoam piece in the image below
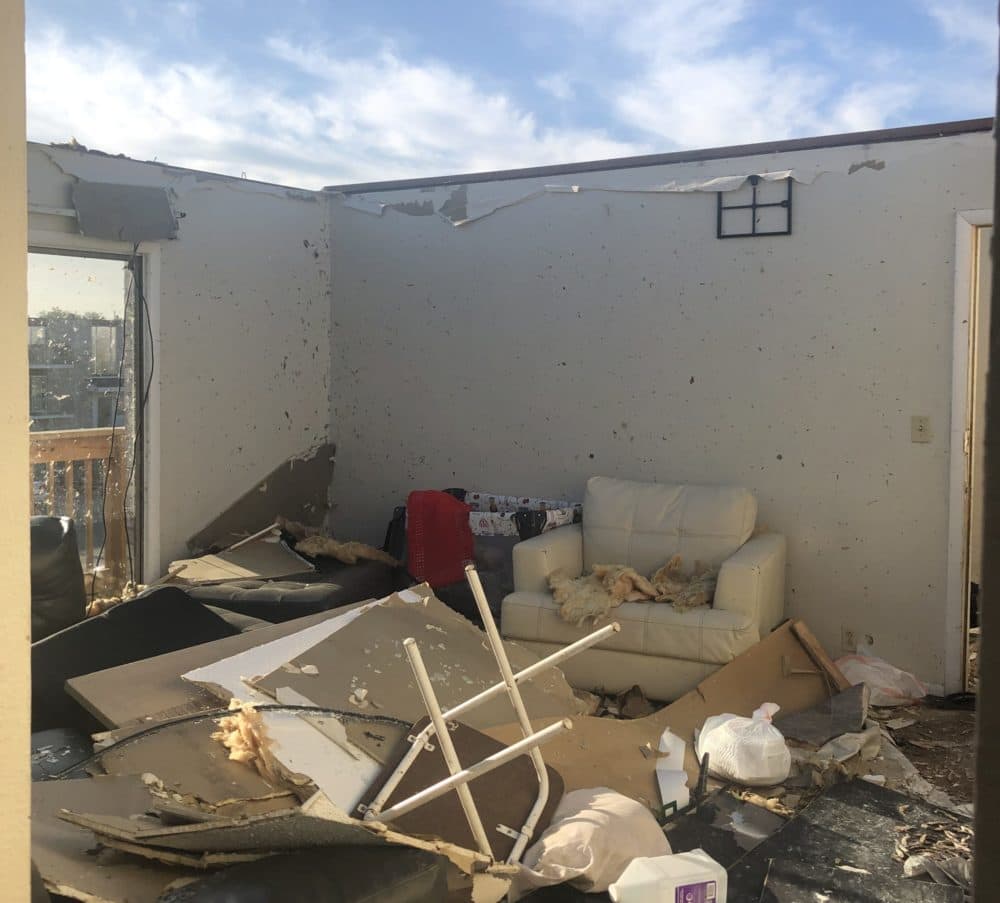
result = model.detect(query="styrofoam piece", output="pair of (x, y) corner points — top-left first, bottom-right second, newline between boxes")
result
(655, 728), (690, 812)
(259, 710), (381, 813)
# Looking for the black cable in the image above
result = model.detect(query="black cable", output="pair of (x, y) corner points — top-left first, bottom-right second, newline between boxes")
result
(48, 703), (412, 780)
(122, 243), (155, 586)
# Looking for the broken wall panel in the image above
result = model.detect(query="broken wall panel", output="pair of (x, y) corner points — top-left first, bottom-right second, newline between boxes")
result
(244, 593), (586, 727)
(33, 775), (199, 902)
(66, 601), (380, 729)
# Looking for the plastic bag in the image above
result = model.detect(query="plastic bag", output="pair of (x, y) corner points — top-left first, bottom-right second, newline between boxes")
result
(835, 654), (927, 707)
(509, 787), (671, 900)
(695, 702), (791, 786)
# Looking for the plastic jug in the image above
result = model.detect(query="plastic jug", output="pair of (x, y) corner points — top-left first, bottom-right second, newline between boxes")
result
(608, 848), (727, 903)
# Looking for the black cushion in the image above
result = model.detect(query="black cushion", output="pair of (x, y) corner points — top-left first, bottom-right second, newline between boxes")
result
(30, 516), (87, 641)
(183, 560), (402, 623)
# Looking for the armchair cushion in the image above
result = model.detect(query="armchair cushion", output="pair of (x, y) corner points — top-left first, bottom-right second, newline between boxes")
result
(512, 523), (584, 594)
(503, 591), (758, 665)
(582, 477), (757, 574)
(714, 532), (787, 631)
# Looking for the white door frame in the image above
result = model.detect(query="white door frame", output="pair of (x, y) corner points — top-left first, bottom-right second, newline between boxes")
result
(945, 209), (992, 693)
(27, 228), (162, 583)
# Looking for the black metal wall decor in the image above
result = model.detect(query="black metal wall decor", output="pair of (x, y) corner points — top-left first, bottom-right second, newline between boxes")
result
(716, 175), (792, 238)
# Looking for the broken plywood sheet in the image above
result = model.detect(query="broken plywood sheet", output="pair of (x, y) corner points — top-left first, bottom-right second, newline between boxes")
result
(248, 593), (585, 728)
(188, 442), (335, 554)
(95, 715), (300, 812)
(358, 717), (565, 861)
(66, 600), (378, 728)
(62, 802), (392, 855)
(168, 527), (314, 585)
(486, 619), (846, 809)
(33, 775), (198, 902)
(99, 837), (269, 871)
(61, 790), (511, 899)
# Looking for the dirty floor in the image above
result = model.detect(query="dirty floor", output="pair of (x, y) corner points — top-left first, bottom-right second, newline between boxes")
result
(879, 704), (976, 804)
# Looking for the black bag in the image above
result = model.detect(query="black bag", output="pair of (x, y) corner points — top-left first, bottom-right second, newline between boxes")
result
(30, 516), (87, 641)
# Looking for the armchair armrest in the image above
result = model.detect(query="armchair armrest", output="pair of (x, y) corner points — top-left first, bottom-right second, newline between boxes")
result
(714, 533), (786, 630)
(512, 524), (584, 593)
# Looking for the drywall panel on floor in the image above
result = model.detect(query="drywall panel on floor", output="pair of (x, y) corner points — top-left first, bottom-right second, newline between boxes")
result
(327, 131), (995, 688)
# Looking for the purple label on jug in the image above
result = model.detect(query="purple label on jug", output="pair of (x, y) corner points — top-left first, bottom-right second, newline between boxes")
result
(675, 880), (717, 903)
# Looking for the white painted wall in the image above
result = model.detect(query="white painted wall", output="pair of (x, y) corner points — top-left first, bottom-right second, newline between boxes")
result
(328, 130), (994, 688)
(28, 145), (332, 571)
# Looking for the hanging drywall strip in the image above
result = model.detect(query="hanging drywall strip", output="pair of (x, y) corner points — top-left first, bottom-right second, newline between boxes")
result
(72, 180), (178, 241)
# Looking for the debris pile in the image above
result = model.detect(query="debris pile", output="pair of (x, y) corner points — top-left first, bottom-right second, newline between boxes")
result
(30, 555), (975, 901)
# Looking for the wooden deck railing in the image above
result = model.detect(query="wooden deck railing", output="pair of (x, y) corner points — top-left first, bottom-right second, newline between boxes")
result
(29, 427), (129, 590)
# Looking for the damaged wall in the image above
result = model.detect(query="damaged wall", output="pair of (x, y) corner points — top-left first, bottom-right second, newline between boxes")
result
(27, 145), (332, 571)
(327, 128), (994, 689)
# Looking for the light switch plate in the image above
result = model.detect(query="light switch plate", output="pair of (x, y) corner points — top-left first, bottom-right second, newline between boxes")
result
(911, 415), (932, 443)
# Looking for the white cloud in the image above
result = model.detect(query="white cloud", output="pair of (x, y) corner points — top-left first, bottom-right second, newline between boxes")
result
(537, 71), (575, 101)
(524, 0), (986, 149)
(25, 3), (995, 190)
(26, 29), (642, 188)
(923, 0), (997, 56)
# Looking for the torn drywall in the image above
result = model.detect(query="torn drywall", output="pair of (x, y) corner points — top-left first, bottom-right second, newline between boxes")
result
(187, 442), (336, 554)
(334, 168), (820, 227)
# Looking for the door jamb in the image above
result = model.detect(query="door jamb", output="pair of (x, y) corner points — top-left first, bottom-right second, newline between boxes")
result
(946, 209), (992, 693)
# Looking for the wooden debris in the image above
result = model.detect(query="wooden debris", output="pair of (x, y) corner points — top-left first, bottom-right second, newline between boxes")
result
(894, 818), (974, 864)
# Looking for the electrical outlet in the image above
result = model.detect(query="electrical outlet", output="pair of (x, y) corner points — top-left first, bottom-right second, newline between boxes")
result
(842, 627), (857, 652)
(911, 415), (932, 443)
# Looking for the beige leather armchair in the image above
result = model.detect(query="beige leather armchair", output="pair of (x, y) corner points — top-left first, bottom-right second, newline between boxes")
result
(501, 477), (786, 700)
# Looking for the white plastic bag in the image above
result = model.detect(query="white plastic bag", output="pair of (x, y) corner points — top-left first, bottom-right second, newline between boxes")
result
(509, 787), (671, 900)
(835, 654), (927, 707)
(695, 702), (791, 786)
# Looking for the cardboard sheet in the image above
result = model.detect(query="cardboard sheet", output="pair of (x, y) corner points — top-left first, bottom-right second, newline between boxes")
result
(33, 775), (197, 902)
(248, 593), (585, 728)
(486, 620), (847, 809)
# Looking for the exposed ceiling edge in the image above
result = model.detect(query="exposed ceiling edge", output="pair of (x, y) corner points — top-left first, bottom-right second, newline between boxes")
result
(325, 117), (994, 195)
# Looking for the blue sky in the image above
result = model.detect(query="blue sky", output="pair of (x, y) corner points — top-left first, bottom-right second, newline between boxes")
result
(25, 0), (998, 188)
